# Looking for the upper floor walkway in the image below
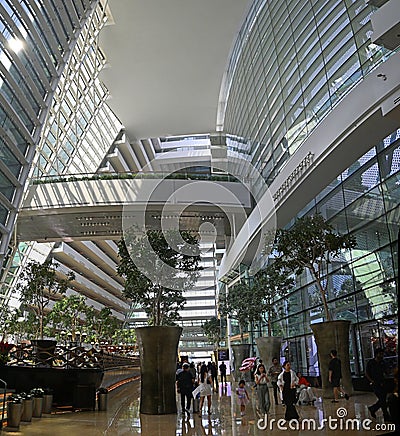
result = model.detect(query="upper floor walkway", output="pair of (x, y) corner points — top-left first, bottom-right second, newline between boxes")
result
(17, 172), (252, 243)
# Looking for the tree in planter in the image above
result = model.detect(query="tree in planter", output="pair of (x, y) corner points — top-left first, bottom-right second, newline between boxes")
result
(202, 316), (222, 348)
(218, 281), (266, 343)
(273, 214), (356, 322)
(85, 306), (121, 343)
(117, 228), (202, 414)
(0, 306), (20, 342)
(252, 262), (294, 336)
(16, 260), (75, 339)
(117, 229), (202, 326)
(48, 294), (90, 342)
(112, 328), (136, 347)
(272, 213), (357, 397)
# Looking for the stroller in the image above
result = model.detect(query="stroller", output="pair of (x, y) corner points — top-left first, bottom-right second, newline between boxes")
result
(296, 384), (316, 405)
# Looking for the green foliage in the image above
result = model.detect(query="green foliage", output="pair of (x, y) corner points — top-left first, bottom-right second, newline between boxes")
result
(48, 294), (89, 341)
(85, 307), (121, 342)
(13, 311), (39, 340)
(16, 260), (75, 339)
(252, 262), (295, 335)
(273, 214), (356, 321)
(202, 316), (221, 346)
(112, 327), (136, 345)
(0, 306), (21, 342)
(117, 229), (201, 326)
(219, 281), (266, 342)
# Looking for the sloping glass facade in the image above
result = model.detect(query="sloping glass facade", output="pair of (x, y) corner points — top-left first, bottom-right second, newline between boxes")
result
(220, 0), (398, 378)
(0, 0), (96, 266)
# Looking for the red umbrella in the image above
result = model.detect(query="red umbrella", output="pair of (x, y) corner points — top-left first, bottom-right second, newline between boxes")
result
(239, 357), (256, 372)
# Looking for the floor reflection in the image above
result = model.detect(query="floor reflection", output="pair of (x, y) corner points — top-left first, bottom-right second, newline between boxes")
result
(15, 380), (395, 435)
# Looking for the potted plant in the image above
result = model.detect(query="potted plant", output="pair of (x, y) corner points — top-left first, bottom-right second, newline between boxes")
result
(48, 294), (90, 343)
(85, 306), (121, 344)
(252, 262), (294, 366)
(97, 387), (108, 411)
(42, 387), (54, 414)
(6, 393), (22, 429)
(20, 392), (34, 422)
(272, 213), (356, 397)
(16, 259), (75, 340)
(117, 229), (201, 414)
(16, 259), (75, 365)
(218, 280), (266, 380)
(30, 388), (44, 418)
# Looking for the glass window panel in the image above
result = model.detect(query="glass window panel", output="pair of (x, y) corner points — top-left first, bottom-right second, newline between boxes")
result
(0, 141), (22, 177)
(381, 172), (400, 213)
(0, 172), (15, 201)
(0, 202), (8, 225)
(378, 142), (400, 180)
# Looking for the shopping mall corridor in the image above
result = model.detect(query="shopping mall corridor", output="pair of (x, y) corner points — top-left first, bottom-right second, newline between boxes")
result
(3, 379), (396, 435)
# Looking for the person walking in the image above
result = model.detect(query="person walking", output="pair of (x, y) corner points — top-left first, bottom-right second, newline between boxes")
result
(176, 362), (195, 416)
(268, 357), (281, 405)
(236, 380), (250, 417)
(365, 347), (390, 421)
(198, 364), (213, 416)
(255, 364), (270, 416)
(219, 361), (227, 385)
(278, 361), (299, 421)
(328, 349), (349, 402)
(211, 362), (219, 392)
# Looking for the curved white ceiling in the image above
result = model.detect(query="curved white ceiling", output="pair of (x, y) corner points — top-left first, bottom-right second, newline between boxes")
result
(98, 0), (250, 140)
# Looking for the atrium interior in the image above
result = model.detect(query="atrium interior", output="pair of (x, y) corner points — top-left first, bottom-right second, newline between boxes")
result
(0, 0), (398, 434)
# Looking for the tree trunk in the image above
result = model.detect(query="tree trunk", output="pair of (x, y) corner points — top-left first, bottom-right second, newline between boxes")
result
(310, 268), (332, 321)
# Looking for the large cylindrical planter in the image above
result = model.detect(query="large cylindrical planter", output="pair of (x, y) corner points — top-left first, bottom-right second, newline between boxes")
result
(21, 398), (33, 422)
(311, 320), (353, 398)
(32, 397), (43, 418)
(256, 336), (282, 368)
(42, 394), (53, 414)
(136, 326), (182, 414)
(231, 344), (251, 382)
(7, 403), (22, 429)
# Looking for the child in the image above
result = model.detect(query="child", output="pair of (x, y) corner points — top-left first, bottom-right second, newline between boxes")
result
(236, 380), (250, 416)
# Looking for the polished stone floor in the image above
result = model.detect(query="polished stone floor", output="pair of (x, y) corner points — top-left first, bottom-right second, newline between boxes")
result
(4, 381), (396, 435)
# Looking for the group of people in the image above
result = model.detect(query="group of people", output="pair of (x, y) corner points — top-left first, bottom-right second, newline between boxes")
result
(177, 347), (398, 427)
(237, 357), (318, 420)
(176, 361), (221, 417)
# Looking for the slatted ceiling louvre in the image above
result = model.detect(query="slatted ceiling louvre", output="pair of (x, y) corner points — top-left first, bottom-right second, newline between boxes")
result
(73, 0), (85, 17)
(50, 0), (74, 35)
(0, 35), (45, 104)
(0, 91), (37, 141)
(0, 126), (27, 165)
(24, 1), (64, 64)
(12, 1), (61, 71)
(44, 1), (69, 46)
(0, 67), (40, 124)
